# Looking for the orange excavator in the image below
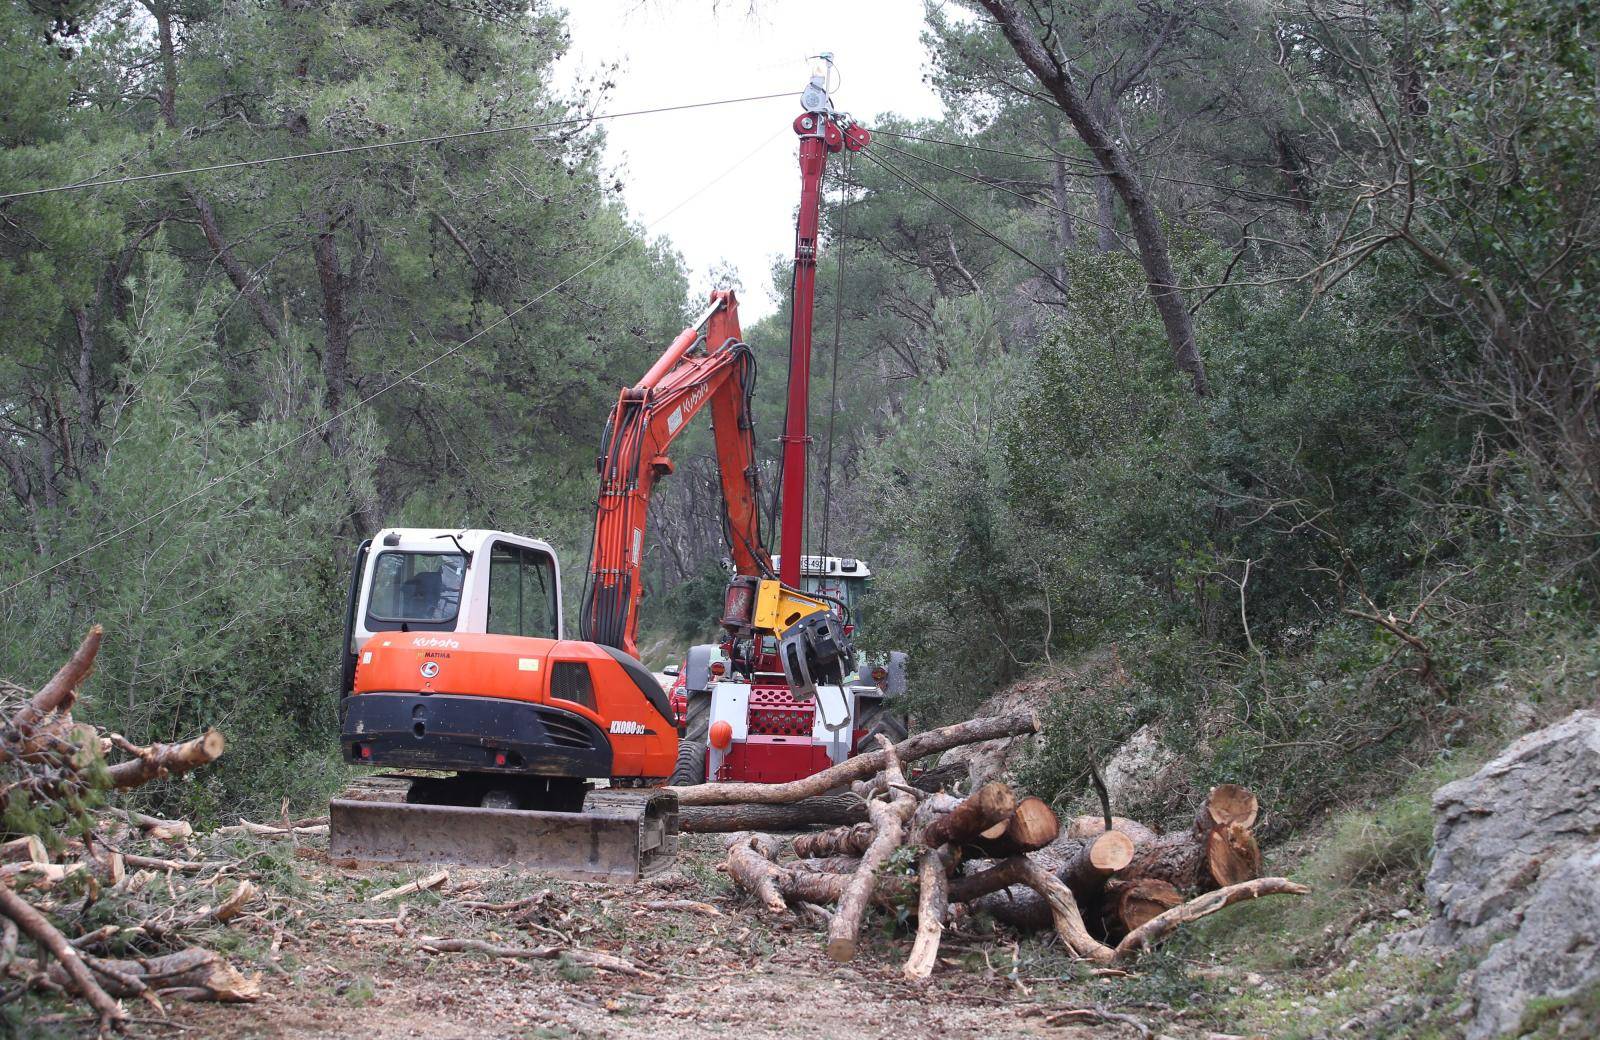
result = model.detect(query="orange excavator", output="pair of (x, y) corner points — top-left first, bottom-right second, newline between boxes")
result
(328, 61), (871, 880)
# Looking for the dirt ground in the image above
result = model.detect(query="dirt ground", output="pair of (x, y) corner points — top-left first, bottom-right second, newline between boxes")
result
(137, 833), (1199, 1040)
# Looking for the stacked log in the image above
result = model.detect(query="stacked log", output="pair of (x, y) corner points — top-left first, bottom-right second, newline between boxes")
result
(0, 627), (255, 1034)
(710, 726), (1304, 974)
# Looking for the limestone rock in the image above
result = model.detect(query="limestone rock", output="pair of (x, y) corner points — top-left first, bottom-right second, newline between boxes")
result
(1467, 842), (1600, 1039)
(1101, 723), (1176, 809)
(1426, 709), (1600, 948)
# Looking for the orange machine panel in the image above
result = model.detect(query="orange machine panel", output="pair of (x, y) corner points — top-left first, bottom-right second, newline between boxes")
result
(353, 632), (676, 779)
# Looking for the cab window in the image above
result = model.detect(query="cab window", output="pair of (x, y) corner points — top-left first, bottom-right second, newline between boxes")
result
(487, 543), (558, 638)
(367, 552), (465, 625)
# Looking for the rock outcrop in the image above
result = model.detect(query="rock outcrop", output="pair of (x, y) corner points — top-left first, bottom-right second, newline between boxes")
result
(1423, 709), (1600, 1038)
(1426, 709), (1600, 948)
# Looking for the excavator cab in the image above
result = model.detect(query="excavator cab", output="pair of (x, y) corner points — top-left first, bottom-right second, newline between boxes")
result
(330, 528), (679, 881)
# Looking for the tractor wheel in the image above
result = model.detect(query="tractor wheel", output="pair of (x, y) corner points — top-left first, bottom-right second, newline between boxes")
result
(854, 700), (909, 753)
(682, 690), (711, 744)
(670, 739), (706, 786)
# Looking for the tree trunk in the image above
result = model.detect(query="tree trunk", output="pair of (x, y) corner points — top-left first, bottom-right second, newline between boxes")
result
(189, 191), (282, 340)
(977, 0), (1211, 397)
(680, 795), (865, 834)
(1050, 130), (1078, 292)
(1094, 168), (1119, 254)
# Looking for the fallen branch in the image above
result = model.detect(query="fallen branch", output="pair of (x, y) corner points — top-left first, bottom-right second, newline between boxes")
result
(417, 937), (656, 978)
(0, 877), (125, 1032)
(669, 713), (1039, 806)
(2, 627), (102, 760)
(1113, 877), (1310, 962)
(827, 739), (918, 962)
(106, 730), (226, 788)
(903, 848), (950, 980)
(369, 870), (449, 903)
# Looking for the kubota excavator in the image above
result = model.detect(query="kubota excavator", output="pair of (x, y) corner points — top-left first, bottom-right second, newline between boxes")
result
(328, 61), (876, 880)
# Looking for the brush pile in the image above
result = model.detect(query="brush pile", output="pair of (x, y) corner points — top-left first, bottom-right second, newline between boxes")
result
(707, 732), (1307, 976)
(1, 627), (259, 1035)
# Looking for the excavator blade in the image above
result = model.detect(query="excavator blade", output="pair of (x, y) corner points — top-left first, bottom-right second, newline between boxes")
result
(329, 787), (678, 882)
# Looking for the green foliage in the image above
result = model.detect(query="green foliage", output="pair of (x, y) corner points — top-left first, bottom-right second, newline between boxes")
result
(0, 2), (690, 825)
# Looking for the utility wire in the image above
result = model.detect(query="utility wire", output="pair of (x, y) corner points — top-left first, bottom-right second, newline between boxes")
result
(0, 90), (796, 203)
(869, 136), (1133, 249)
(857, 144), (1068, 295)
(0, 125), (790, 600)
(868, 126), (1309, 206)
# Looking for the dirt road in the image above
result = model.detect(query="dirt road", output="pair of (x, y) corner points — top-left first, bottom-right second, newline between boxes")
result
(160, 835), (1156, 1040)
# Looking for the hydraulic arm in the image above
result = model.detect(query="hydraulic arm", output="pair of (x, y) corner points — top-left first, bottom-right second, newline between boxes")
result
(580, 293), (768, 658)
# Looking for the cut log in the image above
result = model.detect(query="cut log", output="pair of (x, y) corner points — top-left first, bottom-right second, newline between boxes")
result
(903, 848), (950, 980)
(1197, 784), (1259, 832)
(793, 822), (876, 860)
(966, 796), (1060, 856)
(967, 832), (1133, 931)
(1066, 815), (1159, 845)
(106, 729), (226, 788)
(0, 836), (46, 865)
(917, 782), (1016, 848)
(669, 713), (1039, 806)
(680, 795), (865, 833)
(1113, 877), (1309, 962)
(1060, 831), (1135, 894)
(1099, 877), (1183, 941)
(826, 740), (918, 962)
(1206, 822), (1261, 887)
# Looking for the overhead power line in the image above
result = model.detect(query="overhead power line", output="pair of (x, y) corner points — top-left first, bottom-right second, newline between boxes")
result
(0, 125), (790, 599)
(856, 145), (1068, 295)
(0, 90), (796, 203)
(867, 136), (1134, 249)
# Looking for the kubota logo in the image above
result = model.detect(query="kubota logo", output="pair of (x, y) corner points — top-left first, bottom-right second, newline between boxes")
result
(420, 661), (440, 679)
(411, 636), (460, 650)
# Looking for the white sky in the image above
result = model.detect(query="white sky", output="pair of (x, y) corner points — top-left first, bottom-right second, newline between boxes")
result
(558, 1), (949, 319)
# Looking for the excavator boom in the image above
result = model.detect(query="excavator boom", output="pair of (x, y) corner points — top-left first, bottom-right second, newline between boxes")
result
(581, 293), (770, 657)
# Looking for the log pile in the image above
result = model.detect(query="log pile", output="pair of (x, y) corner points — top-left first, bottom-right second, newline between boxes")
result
(707, 723), (1306, 975)
(0, 627), (258, 1035)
